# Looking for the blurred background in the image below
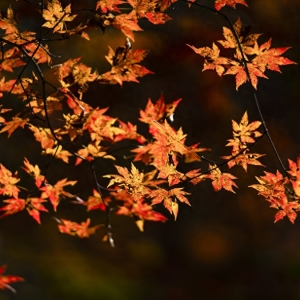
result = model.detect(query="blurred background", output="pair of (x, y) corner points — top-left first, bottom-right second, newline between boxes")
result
(0, 0), (300, 299)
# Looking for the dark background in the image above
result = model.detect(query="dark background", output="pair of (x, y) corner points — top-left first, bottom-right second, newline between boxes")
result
(0, 0), (300, 299)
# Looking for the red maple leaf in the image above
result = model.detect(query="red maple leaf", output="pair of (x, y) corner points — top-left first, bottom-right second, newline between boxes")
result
(0, 198), (25, 218)
(96, 0), (125, 13)
(25, 197), (48, 224)
(0, 265), (23, 293)
(249, 170), (300, 223)
(214, 0), (248, 11)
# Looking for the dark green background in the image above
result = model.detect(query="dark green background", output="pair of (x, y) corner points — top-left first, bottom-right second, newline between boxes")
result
(0, 0), (300, 299)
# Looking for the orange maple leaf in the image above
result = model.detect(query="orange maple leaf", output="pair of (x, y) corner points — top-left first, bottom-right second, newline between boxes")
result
(113, 11), (142, 41)
(250, 171), (300, 223)
(0, 47), (25, 72)
(111, 189), (167, 230)
(149, 187), (190, 220)
(104, 163), (151, 200)
(0, 6), (18, 35)
(223, 111), (264, 170)
(43, 145), (72, 164)
(0, 164), (20, 198)
(0, 265), (23, 293)
(128, 0), (171, 25)
(207, 164), (238, 193)
(22, 158), (45, 188)
(250, 38), (297, 74)
(139, 94), (182, 132)
(99, 40), (153, 85)
(288, 157), (300, 197)
(189, 18), (296, 89)
(42, 0), (77, 32)
(28, 125), (55, 149)
(187, 43), (231, 76)
(40, 178), (77, 211)
(57, 218), (101, 238)
(0, 116), (29, 138)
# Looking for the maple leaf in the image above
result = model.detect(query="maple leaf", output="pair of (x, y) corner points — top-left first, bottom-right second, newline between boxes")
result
(224, 63), (268, 90)
(229, 111), (262, 144)
(0, 198), (25, 218)
(57, 23), (90, 40)
(250, 171), (300, 223)
(64, 93), (92, 115)
(80, 189), (107, 211)
(222, 111), (264, 170)
(150, 120), (188, 170)
(187, 43), (231, 76)
(128, 0), (171, 25)
(288, 157), (300, 197)
(40, 178), (77, 211)
(0, 47), (25, 72)
(96, 0), (125, 13)
(83, 107), (124, 141)
(223, 152), (265, 171)
(75, 141), (115, 165)
(149, 187), (190, 220)
(217, 18), (261, 57)
(132, 143), (153, 164)
(99, 40), (153, 85)
(42, 0), (77, 32)
(113, 11), (142, 42)
(184, 143), (210, 163)
(23, 43), (51, 64)
(104, 163), (150, 200)
(207, 164), (238, 193)
(153, 162), (185, 186)
(26, 94), (63, 116)
(0, 6), (18, 34)
(139, 94), (182, 132)
(214, 0), (248, 11)
(25, 197), (48, 224)
(22, 158), (45, 188)
(28, 125), (55, 149)
(250, 39), (297, 74)
(0, 164), (20, 198)
(113, 120), (146, 144)
(0, 116), (29, 138)
(43, 145), (72, 164)
(111, 189), (167, 229)
(0, 265), (23, 293)
(274, 201), (300, 224)
(57, 218), (101, 238)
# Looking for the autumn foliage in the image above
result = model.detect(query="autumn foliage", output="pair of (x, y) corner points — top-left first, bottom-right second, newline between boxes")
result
(0, 0), (297, 292)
